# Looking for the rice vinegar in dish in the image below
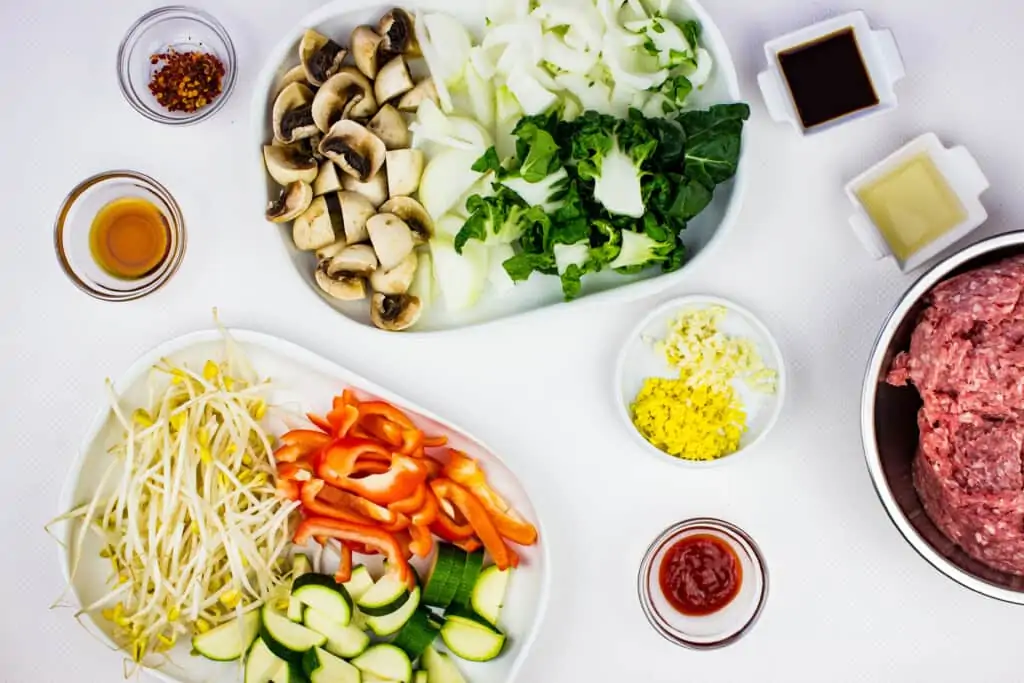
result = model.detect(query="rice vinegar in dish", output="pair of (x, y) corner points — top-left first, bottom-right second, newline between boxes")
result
(89, 197), (171, 279)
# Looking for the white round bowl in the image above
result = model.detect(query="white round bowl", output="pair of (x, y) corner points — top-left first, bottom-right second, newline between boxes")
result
(615, 295), (786, 468)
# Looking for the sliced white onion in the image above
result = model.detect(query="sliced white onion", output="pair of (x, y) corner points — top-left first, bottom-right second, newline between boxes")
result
(541, 33), (599, 75)
(464, 62), (496, 132)
(414, 11), (454, 112)
(688, 47), (714, 88)
(423, 13), (475, 86)
(554, 73), (614, 114)
(506, 66), (559, 115)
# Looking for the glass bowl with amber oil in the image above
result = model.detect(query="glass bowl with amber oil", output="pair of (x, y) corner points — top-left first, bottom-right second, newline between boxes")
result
(54, 170), (186, 301)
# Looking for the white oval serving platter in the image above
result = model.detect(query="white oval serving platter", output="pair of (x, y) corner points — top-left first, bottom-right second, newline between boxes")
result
(54, 329), (549, 683)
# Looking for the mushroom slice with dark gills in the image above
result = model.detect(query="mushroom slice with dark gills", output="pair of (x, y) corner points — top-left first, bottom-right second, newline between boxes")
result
(315, 261), (366, 301)
(370, 251), (417, 295)
(312, 68), (378, 133)
(328, 244), (378, 275)
(278, 64), (310, 91)
(299, 29), (347, 87)
(292, 193), (345, 251)
(378, 9), (419, 58)
(263, 144), (318, 185)
(319, 120), (386, 182)
(371, 292), (422, 331)
(374, 56), (415, 104)
(273, 82), (318, 144)
(379, 197), (434, 245)
(265, 181), (313, 223)
(351, 25), (384, 80)
(367, 104), (410, 150)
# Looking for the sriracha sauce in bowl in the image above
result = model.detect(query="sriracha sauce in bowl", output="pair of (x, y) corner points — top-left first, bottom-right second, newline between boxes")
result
(638, 518), (768, 649)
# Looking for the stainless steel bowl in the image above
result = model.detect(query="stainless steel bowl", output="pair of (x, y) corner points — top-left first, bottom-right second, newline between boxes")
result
(862, 231), (1024, 604)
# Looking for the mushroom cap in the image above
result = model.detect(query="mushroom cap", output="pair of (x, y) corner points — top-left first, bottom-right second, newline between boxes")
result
(337, 190), (377, 243)
(299, 29), (347, 86)
(266, 181), (314, 223)
(397, 78), (439, 112)
(328, 244), (379, 276)
(315, 263), (366, 301)
(371, 293), (422, 331)
(312, 68), (379, 133)
(374, 56), (415, 104)
(263, 144), (318, 185)
(370, 251), (418, 295)
(273, 82), (318, 144)
(351, 25), (384, 80)
(341, 169), (389, 209)
(319, 120), (387, 182)
(367, 212), (416, 271)
(367, 104), (411, 151)
(377, 9), (419, 58)
(278, 64), (310, 92)
(316, 239), (348, 261)
(379, 196), (434, 244)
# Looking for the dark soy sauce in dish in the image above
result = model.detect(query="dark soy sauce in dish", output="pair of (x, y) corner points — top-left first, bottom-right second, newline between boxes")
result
(778, 28), (879, 130)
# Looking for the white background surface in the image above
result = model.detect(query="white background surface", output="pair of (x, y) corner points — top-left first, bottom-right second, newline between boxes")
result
(4, 0), (1024, 681)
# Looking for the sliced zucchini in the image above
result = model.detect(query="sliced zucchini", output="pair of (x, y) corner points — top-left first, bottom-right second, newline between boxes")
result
(422, 544), (465, 609)
(366, 586), (421, 636)
(352, 643), (413, 683)
(392, 607), (440, 659)
(443, 608), (501, 634)
(292, 573), (354, 625)
(288, 554), (313, 622)
(304, 606), (371, 658)
(421, 647), (467, 683)
(440, 617), (506, 662)
(452, 550), (484, 609)
(193, 609), (260, 661)
(357, 572), (411, 617)
(244, 638), (288, 683)
(471, 565), (511, 625)
(414, 672), (429, 683)
(302, 646), (361, 683)
(343, 564), (375, 602)
(272, 662), (306, 683)
(260, 603), (327, 661)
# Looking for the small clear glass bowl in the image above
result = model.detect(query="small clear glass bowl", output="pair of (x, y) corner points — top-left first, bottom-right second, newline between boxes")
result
(638, 518), (769, 649)
(54, 170), (186, 301)
(117, 6), (237, 125)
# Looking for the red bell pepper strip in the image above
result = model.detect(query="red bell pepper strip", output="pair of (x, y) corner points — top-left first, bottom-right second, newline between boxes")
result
(319, 439), (393, 478)
(307, 413), (333, 434)
(454, 537), (482, 553)
(273, 444), (302, 463)
(359, 415), (404, 447)
(294, 517), (414, 588)
(350, 459), (392, 476)
(399, 429), (424, 455)
(276, 478), (299, 501)
(326, 404), (359, 438)
(408, 523), (433, 558)
(358, 401), (415, 429)
(428, 486), (474, 542)
(278, 460), (314, 482)
(340, 389), (359, 407)
(421, 457), (444, 479)
(343, 541), (377, 555)
(444, 451), (538, 546)
(335, 542), (353, 583)
(422, 434), (448, 448)
(410, 488), (439, 527)
(301, 479), (397, 525)
(322, 449), (427, 505)
(431, 478), (516, 570)
(389, 483), (427, 515)
(383, 512), (410, 533)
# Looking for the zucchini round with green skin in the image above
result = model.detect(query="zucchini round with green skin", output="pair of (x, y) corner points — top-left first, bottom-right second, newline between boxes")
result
(414, 671), (429, 683)
(422, 544), (465, 609)
(342, 565), (375, 602)
(292, 573), (354, 625)
(440, 617), (506, 662)
(274, 662), (307, 683)
(471, 565), (511, 625)
(260, 603), (327, 661)
(351, 643), (413, 683)
(391, 606), (440, 659)
(192, 609), (260, 661)
(443, 608), (501, 634)
(357, 571), (411, 616)
(303, 607), (371, 658)
(421, 646), (467, 683)
(452, 550), (484, 609)
(244, 638), (288, 683)
(287, 555), (314, 622)
(366, 586), (421, 636)
(302, 646), (361, 683)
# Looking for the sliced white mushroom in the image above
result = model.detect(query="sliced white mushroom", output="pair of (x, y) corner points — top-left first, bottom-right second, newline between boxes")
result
(385, 149), (425, 198)
(371, 293), (422, 331)
(263, 144), (318, 185)
(319, 120), (387, 182)
(265, 181), (313, 223)
(328, 244), (378, 275)
(273, 82), (318, 144)
(299, 29), (347, 86)
(278, 64), (309, 92)
(367, 104), (411, 150)
(337, 190), (376, 243)
(379, 196), (434, 244)
(312, 68), (378, 133)
(378, 9), (419, 58)
(315, 262), (366, 301)
(374, 56), (415, 104)
(367, 213), (416, 271)
(397, 78), (439, 112)
(312, 160), (343, 196)
(341, 170), (389, 208)
(316, 239), (348, 261)
(351, 25), (384, 80)
(370, 251), (418, 294)
(292, 194), (344, 250)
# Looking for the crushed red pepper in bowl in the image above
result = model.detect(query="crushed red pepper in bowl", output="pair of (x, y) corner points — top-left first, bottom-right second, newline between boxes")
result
(147, 50), (225, 113)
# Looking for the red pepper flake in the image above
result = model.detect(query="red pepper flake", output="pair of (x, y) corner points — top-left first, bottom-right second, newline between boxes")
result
(147, 49), (225, 113)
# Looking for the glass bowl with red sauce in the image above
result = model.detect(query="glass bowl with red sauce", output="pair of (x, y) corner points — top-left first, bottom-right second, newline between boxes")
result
(638, 518), (768, 649)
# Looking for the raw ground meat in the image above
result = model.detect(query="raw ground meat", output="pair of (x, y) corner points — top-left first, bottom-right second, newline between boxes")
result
(887, 254), (1024, 575)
